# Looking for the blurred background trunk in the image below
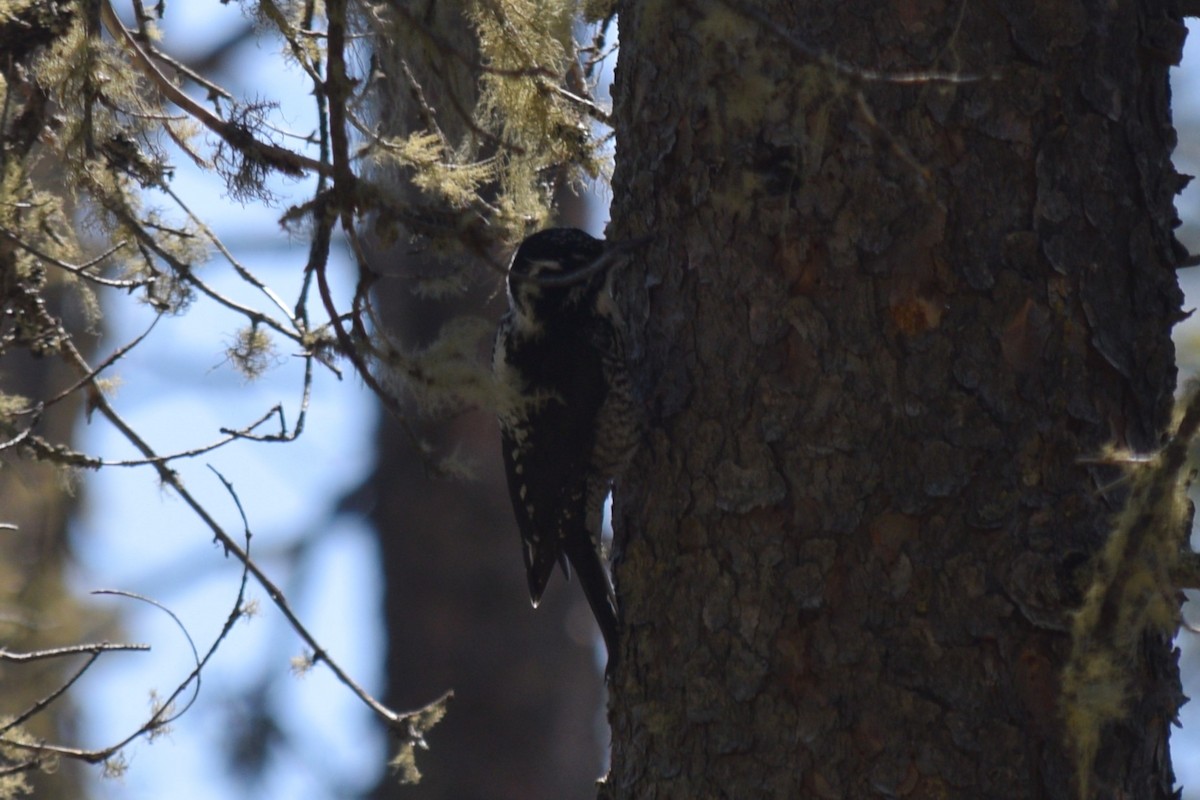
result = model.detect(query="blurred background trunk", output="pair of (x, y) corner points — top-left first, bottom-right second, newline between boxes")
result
(362, 6), (608, 798)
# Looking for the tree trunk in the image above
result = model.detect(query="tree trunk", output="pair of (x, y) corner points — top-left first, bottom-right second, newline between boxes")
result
(607, 2), (1185, 797)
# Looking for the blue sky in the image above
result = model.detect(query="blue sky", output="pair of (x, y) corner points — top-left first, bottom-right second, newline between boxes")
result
(71, 4), (383, 798)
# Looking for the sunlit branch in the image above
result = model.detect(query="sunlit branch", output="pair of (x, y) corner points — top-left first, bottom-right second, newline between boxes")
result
(0, 642), (151, 663)
(0, 410), (38, 453)
(543, 83), (611, 126)
(0, 760), (40, 777)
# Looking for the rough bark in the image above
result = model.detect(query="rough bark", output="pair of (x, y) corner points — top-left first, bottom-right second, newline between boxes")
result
(607, 1), (1185, 797)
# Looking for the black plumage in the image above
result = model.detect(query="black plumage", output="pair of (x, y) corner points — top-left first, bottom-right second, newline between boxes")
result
(493, 228), (642, 669)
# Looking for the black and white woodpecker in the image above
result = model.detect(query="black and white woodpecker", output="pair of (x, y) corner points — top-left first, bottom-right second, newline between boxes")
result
(493, 228), (644, 671)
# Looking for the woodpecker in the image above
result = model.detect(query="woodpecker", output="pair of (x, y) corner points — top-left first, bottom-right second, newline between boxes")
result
(493, 228), (643, 670)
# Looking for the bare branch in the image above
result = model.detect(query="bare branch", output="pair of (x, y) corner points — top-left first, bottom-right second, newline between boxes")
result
(91, 589), (203, 726)
(98, 198), (307, 346)
(29, 312), (164, 415)
(0, 642), (149, 738)
(543, 83), (611, 126)
(0, 642), (151, 663)
(99, 0), (331, 178)
(19, 291), (440, 738)
(159, 184), (300, 329)
(0, 226), (148, 289)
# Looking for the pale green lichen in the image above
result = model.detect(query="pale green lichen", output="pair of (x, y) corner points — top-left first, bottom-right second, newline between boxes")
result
(1062, 387), (1197, 798)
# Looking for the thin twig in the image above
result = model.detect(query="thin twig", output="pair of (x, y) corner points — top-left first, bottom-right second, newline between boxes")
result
(543, 83), (611, 126)
(100, 0), (330, 178)
(91, 588), (204, 725)
(29, 312), (163, 415)
(322, 0), (442, 468)
(159, 183), (300, 329)
(27, 296), (432, 734)
(0, 760), (41, 777)
(98, 197), (306, 346)
(96, 405), (289, 467)
(0, 408), (39, 452)
(0, 642), (150, 736)
(0, 642), (151, 663)
(126, 6), (235, 103)
(0, 226), (147, 289)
